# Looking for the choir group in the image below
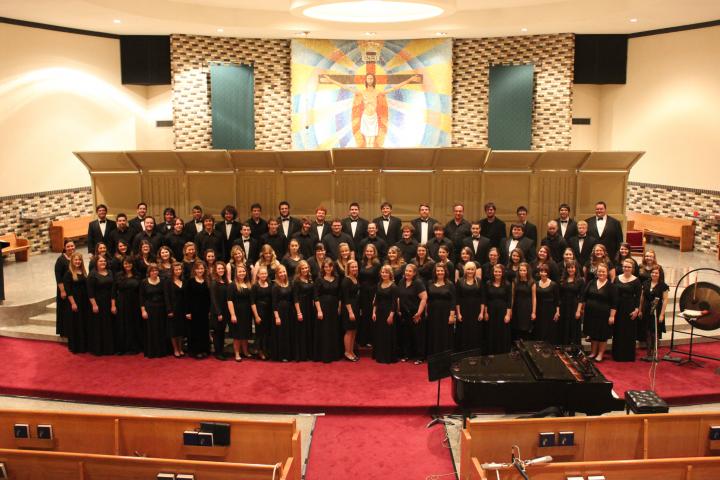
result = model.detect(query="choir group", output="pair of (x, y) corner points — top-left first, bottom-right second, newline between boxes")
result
(53, 200), (670, 364)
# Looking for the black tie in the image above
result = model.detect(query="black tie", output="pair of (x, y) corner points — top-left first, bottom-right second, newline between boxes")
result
(99, 221), (105, 224)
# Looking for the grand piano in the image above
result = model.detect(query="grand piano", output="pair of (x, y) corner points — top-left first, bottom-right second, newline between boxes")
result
(451, 341), (625, 415)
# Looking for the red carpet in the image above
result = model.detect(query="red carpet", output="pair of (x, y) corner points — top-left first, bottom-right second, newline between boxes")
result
(305, 413), (455, 480)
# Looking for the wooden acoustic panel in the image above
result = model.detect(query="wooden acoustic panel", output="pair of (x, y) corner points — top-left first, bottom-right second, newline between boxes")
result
(92, 174), (141, 216)
(381, 173), (433, 221)
(482, 173), (532, 220)
(186, 174), (235, 216)
(334, 173), (380, 219)
(432, 173), (481, 223)
(283, 173), (334, 218)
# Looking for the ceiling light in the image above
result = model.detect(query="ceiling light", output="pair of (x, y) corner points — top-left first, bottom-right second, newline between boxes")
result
(296, 31), (310, 36)
(217, 28), (224, 33)
(365, 31), (376, 36)
(112, 19), (121, 24)
(435, 32), (447, 36)
(290, 0), (456, 24)
(629, 18), (638, 23)
(520, 27), (528, 32)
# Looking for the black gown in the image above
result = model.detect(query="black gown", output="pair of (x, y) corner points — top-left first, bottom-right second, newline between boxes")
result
(63, 271), (89, 353)
(209, 280), (230, 357)
(455, 279), (485, 352)
(341, 277), (360, 332)
(585, 260), (615, 283)
(484, 281), (513, 354)
(372, 283), (399, 364)
(87, 270), (115, 356)
(282, 257), (302, 280)
(228, 283), (253, 340)
(54, 254), (71, 337)
(511, 280), (533, 341)
(641, 280), (669, 342)
(559, 278), (585, 346)
(426, 282), (456, 356)
(165, 279), (187, 338)
(313, 277), (342, 363)
(612, 278), (641, 361)
(292, 279), (314, 361)
(531, 260), (560, 282)
(139, 278), (169, 358)
(534, 281), (560, 345)
(358, 262), (381, 346)
(582, 280), (618, 342)
(185, 277), (211, 356)
(396, 278), (426, 360)
(112, 273), (143, 353)
(271, 283), (294, 361)
(251, 283), (273, 356)
(411, 259), (435, 286)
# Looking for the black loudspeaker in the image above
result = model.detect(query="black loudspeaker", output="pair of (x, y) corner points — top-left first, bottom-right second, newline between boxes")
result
(120, 35), (171, 85)
(574, 34), (628, 84)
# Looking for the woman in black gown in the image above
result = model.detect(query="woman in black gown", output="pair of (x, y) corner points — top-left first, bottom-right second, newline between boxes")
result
(54, 239), (75, 337)
(251, 266), (273, 360)
(612, 258), (641, 361)
(165, 262), (186, 358)
(87, 255), (114, 356)
(109, 240), (130, 275)
(436, 245), (455, 284)
(63, 252), (88, 353)
(639, 264), (669, 361)
(156, 246), (175, 282)
(636, 249), (660, 343)
(426, 263), (456, 356)
(531, 245), (560, 283)
(228, 263), (253, 361)
(282, 239), (304, 280)
(455, 261), (485, 352)
(580, 262), (617, 362)
(505, 248), (524, 283)
(181, 242), (198, 281)
(88, 242), (111, 272)
(614, 243), (639, 278)
(185, 261), (211, 359)
(292, 260), (314, 361)
(456, 246), (482, 283)
(314, 259), (342, 363)
(307, 243), (327, 281)
(166, 218), (187, 261)
(585, 244), (615, 283)
(111, 256), (142, 354)
(396, 263), (427, 364)
(533, 264), (561, 345)
(511, 262), (535, 342)
(481, 248), (500, 283)
(358, 244), (381, 347)
(336, 242), (353, 278)
(226, 245), (248, 283)
(483, 264), (513, 354)
(341, 260), (360, 362)
(372, 265), (399, 363)
(135, 240), (152, 279)
(209, 262), (230, 360)
(411, 244), (435, 287)
(140, 264), (170, 358)
(385, 246), (406, 285)
(559, 261), (585, 346)
(271, 264), (294, 361)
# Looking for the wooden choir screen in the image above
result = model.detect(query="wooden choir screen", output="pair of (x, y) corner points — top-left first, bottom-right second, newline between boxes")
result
(75, 149), (643, 234)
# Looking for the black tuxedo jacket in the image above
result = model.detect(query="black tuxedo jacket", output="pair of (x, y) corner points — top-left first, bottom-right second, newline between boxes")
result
(183, 219), (205, 242)
(87, 219), (116, 254)
(461, 235), (491, 265)
(108, 227), (133, 254)
(215, 220), (242, 261)
(341, 217), (369, 249)
(540, 234), (568, 264)
(372, 215), (403, 246)
(556, 217), (578, 241)
(246, 217), (268, 240)
(410, 217), (439, 244)
(585, 215), (623, 259)
(128, 216), (146, 236)
(502, 236), (536, 264)
(568, 235), (598, 268)
(522, 221), (538, 244)
(278, 216), (303, 239)
(232, 236), (260, 265)
(310, 222), (332, 244)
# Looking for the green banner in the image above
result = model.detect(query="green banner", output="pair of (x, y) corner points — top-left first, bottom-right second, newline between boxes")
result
(210, 64), (254, 149)
(488, 64), (534, 150)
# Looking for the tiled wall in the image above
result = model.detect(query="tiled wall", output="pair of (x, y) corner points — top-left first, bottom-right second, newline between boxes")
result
(627, 182), (720, 254)
(0, 188), (93, 254)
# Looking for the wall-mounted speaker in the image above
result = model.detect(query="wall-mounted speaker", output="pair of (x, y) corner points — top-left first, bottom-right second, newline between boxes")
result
(574, 34), (627, 84)
(120, 35), (171, 85)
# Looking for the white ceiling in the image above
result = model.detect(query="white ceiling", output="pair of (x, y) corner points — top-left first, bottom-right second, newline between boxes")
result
(1, 0), (719, 39)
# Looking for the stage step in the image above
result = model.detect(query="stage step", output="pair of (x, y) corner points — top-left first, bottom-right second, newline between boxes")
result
(0, 324), (65, 343)
(27, 312), (56, 327)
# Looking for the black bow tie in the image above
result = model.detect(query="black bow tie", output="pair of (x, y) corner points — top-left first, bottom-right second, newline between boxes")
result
(281, 217), (289, 221)
(195, 221), (201, 224)
(420, 219), (428, 223)
(99, 221), (105, 224)
(226, 222), (233, 225)
(560, 220), (568, 224)
(351, 219), (357, 223)
(597, 217), (605, 221)
(382, 217), (389, 221)
(243, 238), (250, 242)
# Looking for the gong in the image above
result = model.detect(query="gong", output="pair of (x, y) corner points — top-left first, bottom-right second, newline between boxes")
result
(679, 281), (720, 331)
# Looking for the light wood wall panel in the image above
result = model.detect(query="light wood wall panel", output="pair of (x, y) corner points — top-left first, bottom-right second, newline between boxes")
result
(433, 173), (482, 222)
(482, 173), (532, 220)
(577, 172), (627, 221)
(237, 173), (278, 220)
(382, 173), (433, 221)
(334, 173), (380, 219)
(141, 174), (186, 219)
(534, 172), (577, 237)
(186, 174), (235, 217)
(283, 173), (334, 219)
(92, 174), (141, 216)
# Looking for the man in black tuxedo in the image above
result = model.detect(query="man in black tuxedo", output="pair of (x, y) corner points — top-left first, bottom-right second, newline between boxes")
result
(132, 216), (163, 255)
(233, 223), (259, 265)
(156, 207), (176, 235)
(540, 220), (568, 263)
(128, 202), (148, 236)
(310, 206), (331, 245)
(515, 206), (538, 246)
(341, 202), (369, 252)
(479, 202), (506, 251)
(215, 205), (241, 262)
(585, 201), (623, 259)
(195, 214), (224, 259)
(410, 203), (438, 246)
(87, 204), (116, 256)
(502, 224), (535, 264)
(278, 201), (302, 240)
(427, 224), (454, 262)
(246, 203), (268, 240)
(556, 203), (578, 241)
(373, 202), (402, 246)
(183, 205), (205, 242)
(108, 213), (134, 254)
(462, 221), (490, 265)
(261, 218), (288, 258)
(358, 222), (388, 261)
(568, 220), (598, 267)
(445, 203), (472, 263)
(322, 219), (354, 260)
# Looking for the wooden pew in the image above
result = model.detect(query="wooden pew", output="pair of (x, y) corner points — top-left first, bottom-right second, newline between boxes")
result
(0, 448), (296, 480)
(627, 211), (696, 252)
(460, 412), (720, 480)
(49, 215), (93, 253)
(0, 233), (30, 262)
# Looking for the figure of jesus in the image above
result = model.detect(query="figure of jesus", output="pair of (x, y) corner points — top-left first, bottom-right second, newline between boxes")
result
(320, 72), (421, 147)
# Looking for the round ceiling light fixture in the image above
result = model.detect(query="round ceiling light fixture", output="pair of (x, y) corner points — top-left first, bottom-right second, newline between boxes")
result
(290, 0), (456, 23)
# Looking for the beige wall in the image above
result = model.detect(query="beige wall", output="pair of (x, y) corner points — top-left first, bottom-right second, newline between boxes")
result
(572, 26), (720, 190)
(0, 23), (173, 196)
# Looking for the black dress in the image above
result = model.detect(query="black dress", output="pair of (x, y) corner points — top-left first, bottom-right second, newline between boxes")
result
(87, 270), (115, 356)
(582, 280), (618, 342)
(534, 280), (560, 345)
(641, 280), (669, 341)
(455, 279), (485, 352)
(531, 260), (560, 282)
(373, 282), (399, 364)
(612, 278), (641, 361)
(54, 254), (71, 337)
(511, 280), (533, 341)
(341, 277), (360, 332)
(358, 262), (380, 346)
(209, 280), (230, 357)
(185, 277), (211, 356)
(292, 279), (314, 361)
(251, 283), (273, 356)
(228, 283), (253, 340)
(313, 277), (342, 362)
(426, 282), (456, 356)
(559, 278), (585, 346)
(481, 262), (500, 283)
(139, 278), (169, 358)
(271, 283), (294, 361)
(585, 260), (615, 283)
(63, 271), (88, 353)
(282, 257), (302, 279)
(165, 279), (187, 338)
(112, 273), (143, 353)
(484, 281), (513, 354)
(411, 259), (435, 286)
(396, 278), (426, 360)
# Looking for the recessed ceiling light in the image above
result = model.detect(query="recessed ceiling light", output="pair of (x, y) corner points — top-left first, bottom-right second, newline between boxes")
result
(365, 31), (376, 36)
(112, 19), (121, 24)
(296, 31), (310, 37)
(629, 18), (638, 23)
(520, 27), (528, 32)
(435, 32), (447, 36)
(291, 0), (456, 24)
(217, 28), (224, 33)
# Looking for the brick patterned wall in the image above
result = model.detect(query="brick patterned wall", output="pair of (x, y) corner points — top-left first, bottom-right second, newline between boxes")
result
(627, 182), (720, 254)
(0, 188), (93, 255)
(171, 35), (291, 150)
(452, 34), (575, 149)
(171, 34), (574, 150)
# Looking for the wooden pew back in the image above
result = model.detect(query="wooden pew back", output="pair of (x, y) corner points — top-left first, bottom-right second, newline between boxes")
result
(627, 211), (696, 251)
(49, 215), (93, 252)
(0, 233), (30, 261)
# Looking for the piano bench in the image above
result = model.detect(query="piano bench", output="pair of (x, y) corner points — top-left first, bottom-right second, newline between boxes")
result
(625, 390), (669, 415)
